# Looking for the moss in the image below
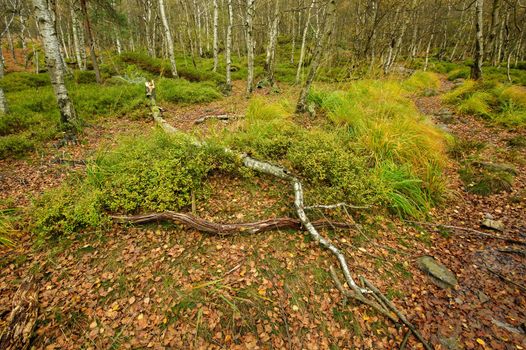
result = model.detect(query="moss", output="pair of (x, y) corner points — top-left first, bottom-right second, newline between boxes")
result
(447, 68), (470, 81)
(459, 161), (515, 195)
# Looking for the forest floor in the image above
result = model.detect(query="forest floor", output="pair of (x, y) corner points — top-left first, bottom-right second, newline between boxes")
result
(1, 77), (525, 349)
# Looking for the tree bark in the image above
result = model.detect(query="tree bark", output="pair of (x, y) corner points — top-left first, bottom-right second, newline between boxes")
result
(264, 0), (280, 86)
(471, 0), (484, 80)
(225, 0), (233, 93)
(0, 43), (8, 114)
(296, 0), (337, 113)
(213, 0), (219, 72)
(158, 0), (178, 78)
(295, 0), (315, 84)
(245, 0), (255, 95)
(79, 0), (102, 83)
(33, 0), (79, 129)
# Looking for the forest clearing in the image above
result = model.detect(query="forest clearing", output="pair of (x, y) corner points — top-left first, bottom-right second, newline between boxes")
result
(1, 0), (526, 349)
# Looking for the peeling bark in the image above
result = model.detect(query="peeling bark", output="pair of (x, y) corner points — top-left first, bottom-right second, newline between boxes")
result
(158, 0), (178, 78)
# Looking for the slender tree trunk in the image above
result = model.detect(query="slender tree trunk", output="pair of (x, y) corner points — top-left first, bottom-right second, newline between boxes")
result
(296, 0), (337, 113)
(471, 0), (484, 80)
(264, 0), (280, 86)
(33, 0), (79, 129)
(245, 0), (255, 95)
(295, 0), (314, 84)
(225, 0), (233, 93)
(158, 0), (178, 78)
(213, 0), (219, 72)
(486, 0), (500, 64)
(79, 0), (102, 83)
(0, 43), (8, 114)
(5, 18), (17, 65)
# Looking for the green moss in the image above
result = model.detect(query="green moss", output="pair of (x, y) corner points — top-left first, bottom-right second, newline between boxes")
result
(459, 161), (515, 195)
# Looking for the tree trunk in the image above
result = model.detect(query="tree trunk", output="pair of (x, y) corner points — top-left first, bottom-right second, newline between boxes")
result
(0, 43), (8, 114)
(295, 0), (315, 84)
(471, 0), (484, 80)
(296, 0), (337, 113)
(245, 0), (255, 95)
(158, 0), (178, 78)
(33, 0), (79, 130)
(486, 0), (500, 64)
(264, 0), (280, 86)
(213, 0), (219, 72)
(79, 0), (102, 83)
(225, 0), (233, 93)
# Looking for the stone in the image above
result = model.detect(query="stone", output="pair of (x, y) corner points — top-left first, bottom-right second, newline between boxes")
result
(416, 255), (458, 289)
(481, 218), (505, 232)
(438, 335), (463, 350)
(477, 290), (489, 303)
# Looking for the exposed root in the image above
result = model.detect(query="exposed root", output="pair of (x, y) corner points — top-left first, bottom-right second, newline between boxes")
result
(110, 211), (353, 235)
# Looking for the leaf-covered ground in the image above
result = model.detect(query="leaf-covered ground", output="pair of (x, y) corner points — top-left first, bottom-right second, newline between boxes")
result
(1, 77), (525, 349)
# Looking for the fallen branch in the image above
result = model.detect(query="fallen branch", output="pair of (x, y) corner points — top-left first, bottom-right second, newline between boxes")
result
(407, 221), (526, 246)
(194, 114), (242, 124)
(110, 211), (353, 235)
(148, 98), (431, 345)
(305, 202), (370, 210)
(485, 265), (526, 292)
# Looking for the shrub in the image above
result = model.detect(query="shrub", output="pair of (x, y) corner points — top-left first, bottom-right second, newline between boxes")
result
(0, 133), (35, 159)
(447, 68), (470, 81)
(74, 70), (98, 84)
(33, 130), (237, 236)
(0, 72), (51, 92)
(157, 79), (222, 104)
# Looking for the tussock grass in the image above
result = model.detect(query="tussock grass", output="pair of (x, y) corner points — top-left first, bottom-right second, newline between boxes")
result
(403, 71), (440, 93)
(444, 80), (526, 127)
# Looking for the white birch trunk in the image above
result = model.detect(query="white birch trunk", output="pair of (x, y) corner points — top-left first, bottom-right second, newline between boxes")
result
(33, 0), (78, 128)
(245, 0), (255, 95)
(158, 0), (178, 78)
(213, 0), (219, 72)
(295, 0), (314, 84)
(225, 0), (233, 93)
(0, 44), (7, 114)
(264, 0), (280, 85)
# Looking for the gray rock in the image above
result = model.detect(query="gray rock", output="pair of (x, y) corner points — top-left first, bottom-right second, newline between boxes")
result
(477, 290), (490, 303)
(416, 256), (458, 289)
(481, 218), (505, 232)
(439, 335), (463, 350)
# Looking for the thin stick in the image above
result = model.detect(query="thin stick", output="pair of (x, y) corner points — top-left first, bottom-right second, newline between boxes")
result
(400, 329), (411, 350)
(407, 220), (526, 246)
(305, 202), (370, 210)
(485, 266), (526, 292)
(361, 277), (433, 350)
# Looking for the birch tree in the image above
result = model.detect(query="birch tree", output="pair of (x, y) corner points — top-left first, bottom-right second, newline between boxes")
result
(33, 0), (79, 129)
(296, 0), (337, 113)
(225, 0), (233, 93)
(245, 0), (255, 95)
(213, 0), (219, 72)
(158, 0), (178, 78)
(471, 0), (484, 80)
(0, 44), (7, 114)
(79, 0), (101, 83)
(295, 0), (315, 84)
(264, 0), (280, 86)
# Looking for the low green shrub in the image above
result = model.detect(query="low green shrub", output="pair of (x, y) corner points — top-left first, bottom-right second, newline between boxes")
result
(157, 79), (222, 104)
(447, 68), (470, 81)
(33, 130), (238, 236)
(0, 72), (50, 92)
(73, 70), (98, 84)
(0, 133), (35, 158)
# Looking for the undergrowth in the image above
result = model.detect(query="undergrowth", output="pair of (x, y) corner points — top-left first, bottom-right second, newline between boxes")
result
(443, 80), (526, 127)
(33, 131), (238, 237)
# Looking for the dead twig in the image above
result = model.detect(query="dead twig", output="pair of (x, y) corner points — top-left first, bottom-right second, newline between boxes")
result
(361, 277), (433, 350)
(305, 202), (370, 210)
(400, 329), (411, 350)
(407, 220), (526, 246)
(485, 265), (526, 292)
(194, 114), (242, 124)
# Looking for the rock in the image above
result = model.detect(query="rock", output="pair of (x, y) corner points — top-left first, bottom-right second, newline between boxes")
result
(416, 256), (458, 289)
(438, 335), (463, 350)
(477, 290), (489, 303)
(481, 218), (505, 232)
(491, 319), (525, 335)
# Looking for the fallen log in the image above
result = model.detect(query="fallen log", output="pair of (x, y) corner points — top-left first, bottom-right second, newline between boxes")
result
(194, 114), (242, 124)
(110, 211), (353, 235)
(0, 276), (38, 350)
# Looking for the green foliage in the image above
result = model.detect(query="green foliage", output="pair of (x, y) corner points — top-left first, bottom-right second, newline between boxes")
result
(403, 71), (440, 93)
(447, 68), (470, 81)
(459, 161), (516, 195)
(0, 133), (35, 158)
(222, 87), (447, 218)
(73, 70), (98, 84)
(33, 131), (237, 236)
(444, 80), (526, 127)
(0, 72), (51, 92)
(0, 208), (19, 247)
(157, 79), (222, 104)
